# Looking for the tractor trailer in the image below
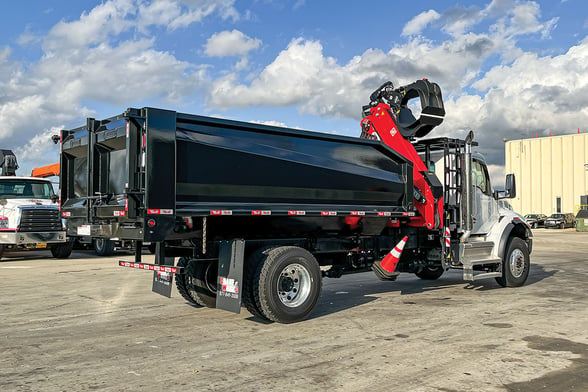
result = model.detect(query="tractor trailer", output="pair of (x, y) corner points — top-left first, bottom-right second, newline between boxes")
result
(59, 79), (531, 323)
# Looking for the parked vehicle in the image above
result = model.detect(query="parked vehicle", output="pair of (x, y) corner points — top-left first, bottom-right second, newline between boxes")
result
(0, 150), (70, 260)
(524, 213), (548, 228)
(544, 213), (575, 229)
(59, 79), (532, 323)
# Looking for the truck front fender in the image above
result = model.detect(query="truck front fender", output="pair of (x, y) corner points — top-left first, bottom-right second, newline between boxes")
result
(497, 221), (533, 259)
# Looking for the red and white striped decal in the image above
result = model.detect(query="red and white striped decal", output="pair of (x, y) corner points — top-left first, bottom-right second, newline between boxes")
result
(288, 210), (306, 216)
(210, 210), (233, 216)
(147, 209), (174, 215)
(119, 261), (178, 274)
(378, 211), (392, 216)
(251, 210), (271, 216)
(62, 211), (71, 217)
(444, 226), (451, 248)
(350, 211), (366, 216)
(321, 211), (337, 216)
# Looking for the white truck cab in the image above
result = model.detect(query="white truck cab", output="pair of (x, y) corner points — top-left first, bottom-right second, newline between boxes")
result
(0, 176), (70, 260)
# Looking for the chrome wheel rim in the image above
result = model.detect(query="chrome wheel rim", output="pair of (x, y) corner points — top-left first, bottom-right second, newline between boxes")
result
(277, 263), (311, 307)
(509, 249), (525, 278)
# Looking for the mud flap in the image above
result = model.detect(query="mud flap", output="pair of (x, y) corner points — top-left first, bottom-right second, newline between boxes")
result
(216, 239), (245, 314)
(152, 242), (176, 297)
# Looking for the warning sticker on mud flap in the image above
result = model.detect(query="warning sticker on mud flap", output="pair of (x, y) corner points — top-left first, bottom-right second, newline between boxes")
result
(219, 276), (239, 299)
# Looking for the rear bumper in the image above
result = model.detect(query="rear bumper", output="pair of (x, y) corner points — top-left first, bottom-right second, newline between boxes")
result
(0, 231), (67, 245)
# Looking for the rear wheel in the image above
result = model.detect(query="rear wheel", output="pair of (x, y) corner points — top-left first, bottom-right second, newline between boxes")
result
(415, 265), (444, 280)
(242, 247), (275, 320)
(94, 238), (114, 256)
(51, 241), (73, 259)
(185, 259), (217, 308)
(495, 237), (530, 287)
(253, 246), (322, 324)
(175, 257), (202, 307)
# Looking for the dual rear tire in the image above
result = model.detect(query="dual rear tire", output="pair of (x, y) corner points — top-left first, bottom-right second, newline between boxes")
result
(177, 246), (322, 324)
(244, 246), (322, 324)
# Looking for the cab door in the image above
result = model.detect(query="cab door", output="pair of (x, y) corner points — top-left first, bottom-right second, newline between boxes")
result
(471, 159), (499, 235)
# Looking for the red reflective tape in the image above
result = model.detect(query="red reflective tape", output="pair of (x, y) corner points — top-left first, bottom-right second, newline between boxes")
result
(251, 210), (271, 215)
(378, 212), (392, 216)
(350, 211), (365, 216)
(211, 210), (232, 216)
(288, 211), (306, 216)
(147, 209), (160, 214)
(321, 211), (337, 216)
(62, 211), (71, 217)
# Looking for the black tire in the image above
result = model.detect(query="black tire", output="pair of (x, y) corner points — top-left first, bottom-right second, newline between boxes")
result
(242, 247), (275, 320)
(253, 246), (322, 324)
(495, 237), (530, 287)
(94, 238), (114, 256)
(0, 244), (5, 261)
(532, 222), (537, 229)
(175, 257), (202, 307)
(560, 223), (565, 230)
(51, 241), (73, 259)
(415, 265), (444, 280)
(185, 259), (217, 308)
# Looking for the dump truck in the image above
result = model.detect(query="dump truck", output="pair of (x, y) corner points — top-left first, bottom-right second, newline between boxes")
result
(0, 150), (70, 260)
(59, 79), (531, 323)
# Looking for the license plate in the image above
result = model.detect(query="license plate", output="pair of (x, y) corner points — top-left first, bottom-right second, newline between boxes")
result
(36, 243), (47, 249)
(77, 225), (91, 236)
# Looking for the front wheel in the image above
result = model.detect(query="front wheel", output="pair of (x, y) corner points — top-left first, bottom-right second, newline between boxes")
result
(495, 237), (530, 287)
(253, 246), (322, 323)
(415, 265), (444, 280)
(51, 242), (73, 259)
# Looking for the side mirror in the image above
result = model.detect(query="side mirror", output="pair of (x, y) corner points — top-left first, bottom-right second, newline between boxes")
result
(494, 173), (516, 199)
(51, 194), (59, 204)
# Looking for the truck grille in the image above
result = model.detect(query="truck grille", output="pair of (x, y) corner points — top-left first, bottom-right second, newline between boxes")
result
(18, 208), (62, 232)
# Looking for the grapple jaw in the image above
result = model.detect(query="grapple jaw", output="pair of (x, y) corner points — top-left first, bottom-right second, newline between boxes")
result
(365, 79), (445, 139)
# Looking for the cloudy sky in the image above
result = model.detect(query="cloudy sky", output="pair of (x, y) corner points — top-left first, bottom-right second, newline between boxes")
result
(1, 0), (586, 185)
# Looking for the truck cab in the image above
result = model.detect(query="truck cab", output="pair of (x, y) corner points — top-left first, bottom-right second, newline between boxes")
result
(0, 173), (70, 260)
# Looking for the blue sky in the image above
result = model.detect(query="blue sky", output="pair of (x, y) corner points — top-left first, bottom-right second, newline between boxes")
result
(1, 0), (587, 184)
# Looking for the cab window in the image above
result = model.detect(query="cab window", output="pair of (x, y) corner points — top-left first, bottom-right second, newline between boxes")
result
(472, 160), (490, 195)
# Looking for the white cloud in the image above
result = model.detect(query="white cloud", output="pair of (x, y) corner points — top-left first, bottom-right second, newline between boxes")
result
(402, 10), (441, 36)
(0, 0), (226, 174)
(0, 0), (582, 178)
(139, 0), (239, 30)
(204, 30), (261, 57)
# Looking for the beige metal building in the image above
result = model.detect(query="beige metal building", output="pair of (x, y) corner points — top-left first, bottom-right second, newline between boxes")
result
(505, 133), (588, 216)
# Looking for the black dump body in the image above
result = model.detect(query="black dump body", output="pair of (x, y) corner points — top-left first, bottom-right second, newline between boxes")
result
(60, 107), (414, 244)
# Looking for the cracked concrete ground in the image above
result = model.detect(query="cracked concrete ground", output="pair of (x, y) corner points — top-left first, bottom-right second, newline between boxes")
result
(0, 229), (587, 392)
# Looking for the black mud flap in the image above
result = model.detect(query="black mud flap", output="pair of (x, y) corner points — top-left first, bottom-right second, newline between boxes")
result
(152, 243), (176, 297)
(216, 239), (245, 314)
